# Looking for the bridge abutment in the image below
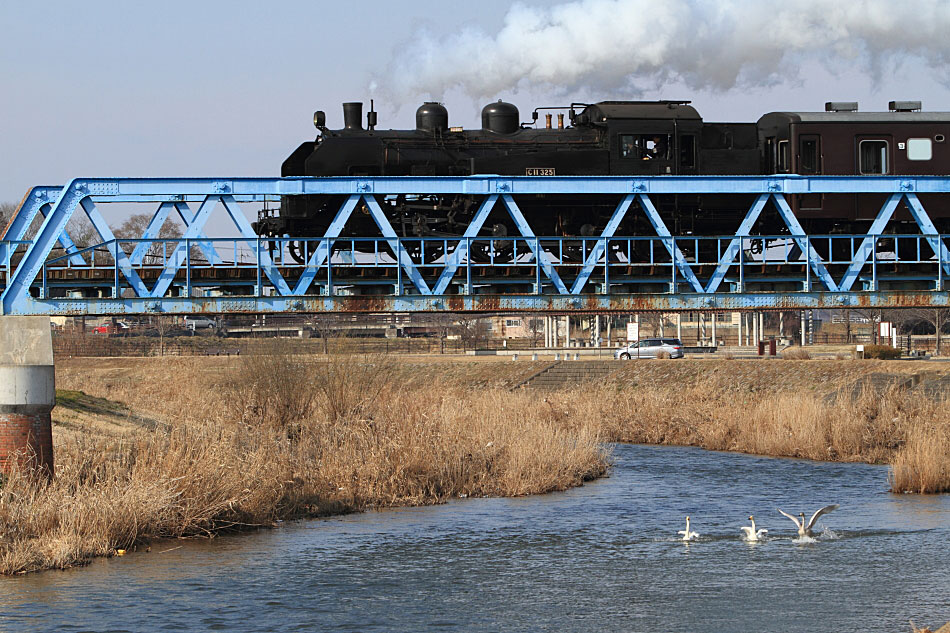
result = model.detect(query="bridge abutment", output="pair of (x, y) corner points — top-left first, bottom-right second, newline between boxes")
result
(0, 317), (55, 480)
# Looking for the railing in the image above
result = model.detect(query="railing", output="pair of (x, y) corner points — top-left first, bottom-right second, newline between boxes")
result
(31, 233), (949, 297)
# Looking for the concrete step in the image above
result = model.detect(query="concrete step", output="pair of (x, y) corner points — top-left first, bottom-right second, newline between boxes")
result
(521, 360), (619, 390)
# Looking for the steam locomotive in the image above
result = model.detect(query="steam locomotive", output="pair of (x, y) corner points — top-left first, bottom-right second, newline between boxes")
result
(263, 98), (950, 262)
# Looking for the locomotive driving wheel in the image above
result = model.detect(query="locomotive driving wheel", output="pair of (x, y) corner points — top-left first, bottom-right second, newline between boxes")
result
(288, 240), (308, 264)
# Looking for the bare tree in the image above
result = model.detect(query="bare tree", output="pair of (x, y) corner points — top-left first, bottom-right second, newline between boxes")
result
(114, 212), (185, 262)
(525, 316), (544, 347)
(65, 215), (99, 248)
(428, 313), (459, 354)
(0, 201), (17, 232)
(308, 314), (340, 354)
(456, 315), (489, 351)
(150, 314), (172, 356)
(908, 308), (950, 355)
(852, 309), (884, 344)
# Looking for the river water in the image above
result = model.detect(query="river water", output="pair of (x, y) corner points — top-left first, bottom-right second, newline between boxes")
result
(2, 444), (948, 632)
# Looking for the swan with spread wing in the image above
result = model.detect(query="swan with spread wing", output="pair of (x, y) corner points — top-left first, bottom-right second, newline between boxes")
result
(777, 505), (839, 538)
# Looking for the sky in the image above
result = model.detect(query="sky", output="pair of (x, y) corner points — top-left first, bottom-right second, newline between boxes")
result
(4, 0), (950, 205)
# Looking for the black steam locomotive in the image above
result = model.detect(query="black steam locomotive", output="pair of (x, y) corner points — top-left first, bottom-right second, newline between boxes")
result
(264, 98), (950, 261)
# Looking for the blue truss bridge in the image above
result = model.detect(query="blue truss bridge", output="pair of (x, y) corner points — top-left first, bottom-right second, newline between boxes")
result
(1, 175), (949, 316)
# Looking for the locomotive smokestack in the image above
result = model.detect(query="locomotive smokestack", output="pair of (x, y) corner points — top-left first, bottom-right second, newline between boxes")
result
(343, 102), (363, 130)
(545, 113), (552, 129)
(557, 113), (564, 130)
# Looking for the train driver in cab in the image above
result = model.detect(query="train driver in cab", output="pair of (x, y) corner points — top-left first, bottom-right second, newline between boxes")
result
(641, 136), (667, 160)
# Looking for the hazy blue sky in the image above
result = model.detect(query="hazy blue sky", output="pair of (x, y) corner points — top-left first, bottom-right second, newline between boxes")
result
(4, 0), (950, 204)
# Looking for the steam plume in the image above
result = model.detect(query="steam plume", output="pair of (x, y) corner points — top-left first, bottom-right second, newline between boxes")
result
(372, 0), (950, 103)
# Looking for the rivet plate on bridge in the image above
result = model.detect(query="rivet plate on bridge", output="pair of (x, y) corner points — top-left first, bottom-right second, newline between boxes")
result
(357, 181), (374, 193)
(495, 180), (512, 193)
(631, 181), (647, 192)
(221, 301), (248, 312)
(211, 181), (232, 193)
(87, 182), (119, 195)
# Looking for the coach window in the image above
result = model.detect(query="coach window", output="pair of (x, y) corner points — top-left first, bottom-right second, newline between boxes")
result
(859, 140), (889, 174)
(777, 140), (790, 171)
(907, 138), (933, 161)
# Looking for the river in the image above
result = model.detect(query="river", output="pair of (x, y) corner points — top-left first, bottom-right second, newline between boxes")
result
(2, 444), (948, 632)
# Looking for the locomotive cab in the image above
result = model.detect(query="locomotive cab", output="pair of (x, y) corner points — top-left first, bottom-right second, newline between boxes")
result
(579, 101), (703, 176)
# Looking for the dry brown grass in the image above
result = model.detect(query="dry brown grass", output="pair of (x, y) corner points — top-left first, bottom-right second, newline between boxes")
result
(781, 346), (811, 360)
(536, 379), (949, 489)
(890, 423), (950, 494)
(0, 355), (607, 575)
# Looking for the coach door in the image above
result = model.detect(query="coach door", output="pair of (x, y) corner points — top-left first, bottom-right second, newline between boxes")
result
(855, 135), (893, 221)
(798, 134), (822, 210)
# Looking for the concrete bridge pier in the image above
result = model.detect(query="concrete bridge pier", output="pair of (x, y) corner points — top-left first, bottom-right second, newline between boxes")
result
(0, 317), (55, 480)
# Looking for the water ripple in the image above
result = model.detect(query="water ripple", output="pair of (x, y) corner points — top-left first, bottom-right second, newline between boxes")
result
(1, 444), (947, 633)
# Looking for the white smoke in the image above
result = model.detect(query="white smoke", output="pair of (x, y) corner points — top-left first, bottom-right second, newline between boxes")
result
(372, 0), (950, 103)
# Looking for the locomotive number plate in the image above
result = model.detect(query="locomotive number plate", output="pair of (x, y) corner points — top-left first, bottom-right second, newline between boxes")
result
(525, 167), (556, 176)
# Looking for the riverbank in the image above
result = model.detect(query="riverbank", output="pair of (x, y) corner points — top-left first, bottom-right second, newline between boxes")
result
(0, 354), (607, 574)
(64, 354), (948, 492)
(584, 362), (950, 493)
(2, 355), (947, 575)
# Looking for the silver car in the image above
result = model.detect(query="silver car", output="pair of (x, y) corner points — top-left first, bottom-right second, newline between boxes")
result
(615, 338), (684, 360)
(184, 316), (216, 330)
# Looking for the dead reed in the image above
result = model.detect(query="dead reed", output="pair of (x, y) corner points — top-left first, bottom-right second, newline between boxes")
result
(781, 346), (811, 360)
(889, 423), (950, 494)
(0, 353), (607, 575)
(540, 378), (949, 492)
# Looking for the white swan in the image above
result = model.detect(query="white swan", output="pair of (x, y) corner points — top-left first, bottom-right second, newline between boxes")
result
(677, 515), (699, 541)
(740, 515), (767, 541)
(777, 504), (839, 538)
